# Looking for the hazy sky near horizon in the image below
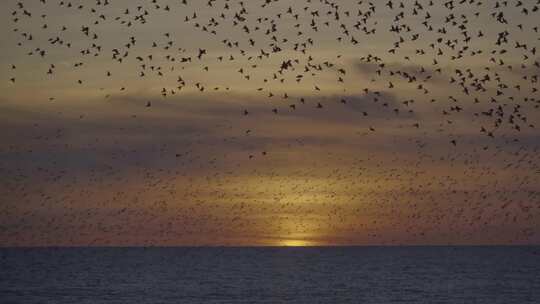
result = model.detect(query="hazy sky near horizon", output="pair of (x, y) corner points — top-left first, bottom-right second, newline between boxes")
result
(1, 0), (539, 246)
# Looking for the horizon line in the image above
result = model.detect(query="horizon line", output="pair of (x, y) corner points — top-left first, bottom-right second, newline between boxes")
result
(2, 244), (539, 249)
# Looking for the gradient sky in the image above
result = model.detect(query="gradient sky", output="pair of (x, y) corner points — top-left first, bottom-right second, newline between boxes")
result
(1, 0), (539, 246)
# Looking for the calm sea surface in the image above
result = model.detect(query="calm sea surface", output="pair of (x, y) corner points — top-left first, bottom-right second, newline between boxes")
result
(1, 247), (539, 303)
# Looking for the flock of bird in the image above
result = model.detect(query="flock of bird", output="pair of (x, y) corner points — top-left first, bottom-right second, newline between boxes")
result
(1, 0), (539, 245)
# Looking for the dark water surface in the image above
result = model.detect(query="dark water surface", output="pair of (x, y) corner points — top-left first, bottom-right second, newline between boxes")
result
(1, 247), (539, 303)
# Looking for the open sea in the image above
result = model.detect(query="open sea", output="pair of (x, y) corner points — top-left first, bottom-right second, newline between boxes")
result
(1, 246), (539, 303)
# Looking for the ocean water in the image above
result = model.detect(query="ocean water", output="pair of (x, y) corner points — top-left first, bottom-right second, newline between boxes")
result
(1, 247), (539, 303)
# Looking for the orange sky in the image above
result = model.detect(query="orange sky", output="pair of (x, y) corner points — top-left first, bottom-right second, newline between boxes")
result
(1, 0), (539, 246)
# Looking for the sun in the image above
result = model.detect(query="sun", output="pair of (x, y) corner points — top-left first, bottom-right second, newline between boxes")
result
(280, 239), (313, 247)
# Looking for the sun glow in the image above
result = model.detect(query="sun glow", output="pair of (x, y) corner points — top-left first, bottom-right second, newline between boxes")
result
(280, 239), (314, 247)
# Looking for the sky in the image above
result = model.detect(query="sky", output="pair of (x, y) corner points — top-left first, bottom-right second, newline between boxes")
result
(1, 0), (539, 246)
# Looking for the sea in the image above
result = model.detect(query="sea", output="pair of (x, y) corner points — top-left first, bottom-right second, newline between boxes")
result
(1, 246), (539, 303)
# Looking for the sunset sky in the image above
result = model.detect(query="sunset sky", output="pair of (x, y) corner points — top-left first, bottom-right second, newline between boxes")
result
(1, 0), (539, 246)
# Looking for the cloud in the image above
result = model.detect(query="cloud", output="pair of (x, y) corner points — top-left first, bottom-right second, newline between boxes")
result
(352, 60), (449, 85)
(0, 88), (425, 190)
